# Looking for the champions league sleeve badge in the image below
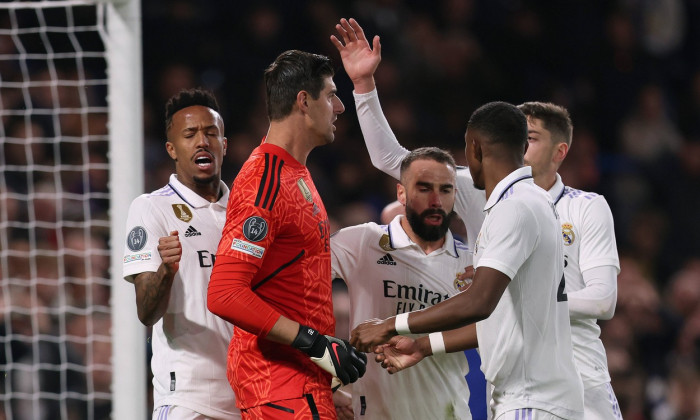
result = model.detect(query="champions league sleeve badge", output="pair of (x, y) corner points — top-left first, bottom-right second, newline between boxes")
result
(243, 216), (268, 242)
(562, 223), (575, 246)
(126, 226), (147, 251)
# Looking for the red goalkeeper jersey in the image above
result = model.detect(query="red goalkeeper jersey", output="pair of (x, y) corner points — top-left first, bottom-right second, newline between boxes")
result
(209, 142), (335, 409)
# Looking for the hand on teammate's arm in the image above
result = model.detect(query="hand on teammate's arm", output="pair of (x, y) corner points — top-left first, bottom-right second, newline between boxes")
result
(133, 231), (181, 326)
(351, 266), (508, 352)
(330, 18), (381, 94)
(374, 324), (478, 374)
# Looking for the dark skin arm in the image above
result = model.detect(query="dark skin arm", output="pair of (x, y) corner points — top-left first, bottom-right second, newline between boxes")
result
(350, 267), (510, 352)
(375, 324), (478, 373)
(133, 231), (180, 326)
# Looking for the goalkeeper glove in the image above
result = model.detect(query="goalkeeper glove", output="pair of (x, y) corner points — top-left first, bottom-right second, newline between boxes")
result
(292, 325), (367, 386)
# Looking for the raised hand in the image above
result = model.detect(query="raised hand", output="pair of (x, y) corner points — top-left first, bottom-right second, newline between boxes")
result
(375, 335), (427, 374)
(350, 317), (395, 353)
(158, 230), (181, 275)
(330, 18), (381, 93)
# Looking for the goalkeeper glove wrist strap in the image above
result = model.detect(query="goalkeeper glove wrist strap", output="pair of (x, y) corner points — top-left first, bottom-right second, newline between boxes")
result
(291, 324), (323, 357)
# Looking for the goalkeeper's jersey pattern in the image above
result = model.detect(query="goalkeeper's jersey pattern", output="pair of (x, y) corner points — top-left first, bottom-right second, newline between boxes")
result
(332, 215), (473, 420)
(547, 174), (620, 389)
(216, 142), (335, 409)
(122, 175), (239, 419)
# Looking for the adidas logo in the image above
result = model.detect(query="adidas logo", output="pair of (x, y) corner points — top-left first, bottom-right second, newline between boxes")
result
(376, 254), (396, 266)
(184, 226), (201, 237)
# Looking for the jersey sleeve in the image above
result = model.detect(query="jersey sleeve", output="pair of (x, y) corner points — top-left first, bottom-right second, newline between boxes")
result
(477, 200), (538, 280)
(330, 224), (368, 281)
(354, 88), (409, 180)
(567, 265), (618, 320)
(208, 157), (286, 337)
(122, 196), (165, 283)
(216, 157), (284, 267)
(578, 196), (620, 273)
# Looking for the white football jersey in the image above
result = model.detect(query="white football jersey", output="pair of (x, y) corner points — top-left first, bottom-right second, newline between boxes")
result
(332, 215), (473, 420)
(473, 167), (583, 420)
(123, 175), (239, 419)
(549, 174), (620, 388)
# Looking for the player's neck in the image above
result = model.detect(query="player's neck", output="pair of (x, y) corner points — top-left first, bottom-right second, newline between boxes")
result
(399, 216), (446, 255)
(533, 171), (557, 192)
(265, 121), (314, 166)
(483, 161), (523, 200)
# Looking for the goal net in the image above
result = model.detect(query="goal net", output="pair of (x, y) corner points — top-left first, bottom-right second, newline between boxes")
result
(0, 1), (144, 419)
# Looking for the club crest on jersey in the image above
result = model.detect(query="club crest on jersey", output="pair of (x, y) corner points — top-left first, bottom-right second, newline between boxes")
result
(126, 226), (147, 251)
(379, 234), (394, 252)
(243, 216), (268, 242)
(172, 204), (193, 222)
(562, 223), (575, 246)
(297, 178), (314, 203)
(454, 273), (472, 292)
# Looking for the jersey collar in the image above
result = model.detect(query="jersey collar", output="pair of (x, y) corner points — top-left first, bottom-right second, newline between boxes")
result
(387, 214), (460, 257)
(483, 166), (534, 211)
(168, 174), (229, 209)
(548, 173), (566, 205)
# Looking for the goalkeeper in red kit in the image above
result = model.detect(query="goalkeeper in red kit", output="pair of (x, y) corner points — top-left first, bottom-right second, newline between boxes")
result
(208, 49), (366, 419)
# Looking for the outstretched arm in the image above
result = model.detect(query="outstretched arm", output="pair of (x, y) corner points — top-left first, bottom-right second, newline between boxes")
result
(375, 324), (478, 374)
(350, 266), (509, 352)
(330, 18), (381, 94)
(331, 17), (407, 180)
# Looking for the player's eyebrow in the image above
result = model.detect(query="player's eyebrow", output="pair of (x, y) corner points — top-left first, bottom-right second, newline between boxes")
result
(416, 181), (454, 189)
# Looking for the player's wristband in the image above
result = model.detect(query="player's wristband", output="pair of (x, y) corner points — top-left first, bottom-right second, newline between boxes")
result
(394, 313), (412, 335)
(428, 332), (446, 355)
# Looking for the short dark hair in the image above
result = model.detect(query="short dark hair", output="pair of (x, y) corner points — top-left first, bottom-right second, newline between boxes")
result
(165, 88), (220, 137)
(400, 147), (457, 183)
(467, 101), (527, 151)
(264, 50), (335, 121)
(517, 102), (573, 147)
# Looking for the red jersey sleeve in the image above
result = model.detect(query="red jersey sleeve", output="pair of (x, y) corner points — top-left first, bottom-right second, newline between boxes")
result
(208, 151), (286, 336)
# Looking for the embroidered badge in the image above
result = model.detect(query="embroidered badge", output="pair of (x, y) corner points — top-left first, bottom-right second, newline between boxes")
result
(379, 234), (394, 252)
(243, 216), (268, 242)
(562, 223), (575, 246)
(297, 178), (313, 203)
(126, 226), (147, 251)
(454, 273), (472, 292)
(172, 204), (193, 222)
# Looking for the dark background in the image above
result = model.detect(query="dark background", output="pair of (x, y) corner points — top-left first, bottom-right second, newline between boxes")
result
(138, 1), (700, 418)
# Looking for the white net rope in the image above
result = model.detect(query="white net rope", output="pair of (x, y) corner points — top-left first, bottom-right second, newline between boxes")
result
(0, 2), (112, 419)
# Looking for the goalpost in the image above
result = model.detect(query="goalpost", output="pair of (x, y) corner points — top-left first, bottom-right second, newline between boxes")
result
(0, 1), (144, 419)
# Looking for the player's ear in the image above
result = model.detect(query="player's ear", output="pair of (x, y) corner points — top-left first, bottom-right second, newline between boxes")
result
(297, 91), (309, 113)
(473, 138), (482, 163)
(165, 141), (177, 161)
(396, 183), (406, 205)
(554, 141), (568, 163)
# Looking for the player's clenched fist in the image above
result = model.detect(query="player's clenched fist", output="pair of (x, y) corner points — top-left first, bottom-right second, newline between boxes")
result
(158, 231), (181, 275)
